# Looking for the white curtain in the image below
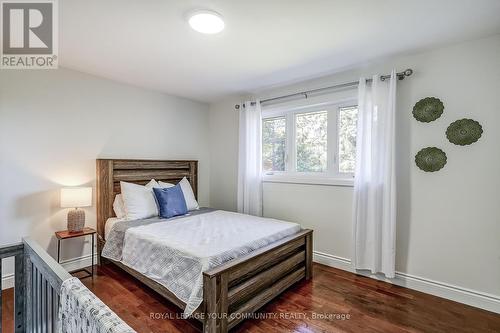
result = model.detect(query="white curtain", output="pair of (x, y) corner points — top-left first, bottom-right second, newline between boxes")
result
(237, 100), (263, 216)
(352, 70), (397, 278)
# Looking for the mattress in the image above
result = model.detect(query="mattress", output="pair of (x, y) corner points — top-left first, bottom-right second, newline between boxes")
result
(102, 209), (301, 315)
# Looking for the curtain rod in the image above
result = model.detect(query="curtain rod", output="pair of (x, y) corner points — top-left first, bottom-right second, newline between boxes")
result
(235, 68), (413, 109)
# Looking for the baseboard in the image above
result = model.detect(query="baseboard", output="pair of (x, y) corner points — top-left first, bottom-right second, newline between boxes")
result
(59, 253), (98, 273)
(1, 253), (97, 290)
(313, 251), (500, 314)
(313, 250), (352, 271)
(1, 273), (14, 290)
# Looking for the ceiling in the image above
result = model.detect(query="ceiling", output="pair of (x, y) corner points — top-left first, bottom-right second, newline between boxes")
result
(60, 0), (500, 102)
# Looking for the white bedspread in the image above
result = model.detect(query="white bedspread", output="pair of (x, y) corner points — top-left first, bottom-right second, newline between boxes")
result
(105, 217), (125, 240)
(117, 210), (301, 315)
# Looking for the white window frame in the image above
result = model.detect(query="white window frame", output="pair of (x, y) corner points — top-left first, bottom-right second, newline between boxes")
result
(262, 100), (357, 187)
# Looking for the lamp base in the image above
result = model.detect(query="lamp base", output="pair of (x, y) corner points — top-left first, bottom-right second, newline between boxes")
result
(67, 209), (85, 232)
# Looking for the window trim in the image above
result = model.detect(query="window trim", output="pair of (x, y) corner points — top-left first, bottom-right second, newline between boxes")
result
(262, 173), (354, 187)
(262, 99), (357, 186)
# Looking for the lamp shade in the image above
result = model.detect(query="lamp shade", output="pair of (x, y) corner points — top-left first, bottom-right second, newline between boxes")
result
(60, 187), (92, 208)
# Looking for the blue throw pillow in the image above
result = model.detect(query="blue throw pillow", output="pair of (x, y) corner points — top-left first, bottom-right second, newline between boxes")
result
(153, 184), (188, 219)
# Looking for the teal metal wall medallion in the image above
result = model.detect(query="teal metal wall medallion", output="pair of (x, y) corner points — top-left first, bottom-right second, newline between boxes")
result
(446, 118), (483, 146)
(412, 97), (444, 122)
(415, 147), (447, 172)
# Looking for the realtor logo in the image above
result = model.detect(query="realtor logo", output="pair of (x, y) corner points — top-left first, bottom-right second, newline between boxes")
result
(1, 0), (58, 69)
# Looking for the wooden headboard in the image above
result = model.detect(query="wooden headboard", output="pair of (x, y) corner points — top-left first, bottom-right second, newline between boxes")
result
(95, 159), (198, 259)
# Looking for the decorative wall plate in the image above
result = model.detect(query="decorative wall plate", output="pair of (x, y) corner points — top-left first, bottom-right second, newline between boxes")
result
(412, 97), (444, 122)
(415, 147), (447, 172)
(446, 118), (483, 146)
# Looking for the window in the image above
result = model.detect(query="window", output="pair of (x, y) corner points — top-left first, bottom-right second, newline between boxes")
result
(262, 117), (286, 172)
(262, 103), (358, 185)
(338, 106), (358, 174)
(296, 111), (328, 172)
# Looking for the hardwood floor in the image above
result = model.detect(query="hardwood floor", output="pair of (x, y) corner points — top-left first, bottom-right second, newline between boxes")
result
(2, 263), (500, 332)
(1, 288), (14, 333)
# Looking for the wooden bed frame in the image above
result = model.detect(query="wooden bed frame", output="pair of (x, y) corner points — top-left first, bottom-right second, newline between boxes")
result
(96, 159), (313, 333)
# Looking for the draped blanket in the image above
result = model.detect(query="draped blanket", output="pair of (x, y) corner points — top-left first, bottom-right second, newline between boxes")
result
(58, 277), (135, 333)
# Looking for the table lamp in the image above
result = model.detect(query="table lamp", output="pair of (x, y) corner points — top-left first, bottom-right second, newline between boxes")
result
(60, 187), (92, 232)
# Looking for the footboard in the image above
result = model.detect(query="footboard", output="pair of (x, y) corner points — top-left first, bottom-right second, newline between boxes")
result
(23, 237), (72, 333)
(0, 238), (72, 333)
(202, 229), (313, 333)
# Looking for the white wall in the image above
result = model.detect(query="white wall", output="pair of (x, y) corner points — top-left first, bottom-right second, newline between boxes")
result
(208, 96), (241, 211)
(208, 34), (500, 310)
(0, 68), (210, 284)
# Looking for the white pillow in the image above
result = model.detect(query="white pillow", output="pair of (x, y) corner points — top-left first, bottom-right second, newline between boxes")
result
(112, 194), (126, 218)
(178, 177), (199, 211)
(157, 181), (174, 188)
(159, 178), (199, 211)
(120, 179), (159, 220)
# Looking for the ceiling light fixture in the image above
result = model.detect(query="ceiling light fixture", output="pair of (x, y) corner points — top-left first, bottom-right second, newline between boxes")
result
(188, 10), (224, 34)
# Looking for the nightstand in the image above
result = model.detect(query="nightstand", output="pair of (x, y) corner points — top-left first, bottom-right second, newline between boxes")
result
(55, 227), (96, 279)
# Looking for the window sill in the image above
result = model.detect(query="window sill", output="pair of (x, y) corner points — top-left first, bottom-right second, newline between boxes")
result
(262, 174), (354, 187)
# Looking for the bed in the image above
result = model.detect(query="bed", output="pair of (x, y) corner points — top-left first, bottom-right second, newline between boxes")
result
(96, 159), (313, 333)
